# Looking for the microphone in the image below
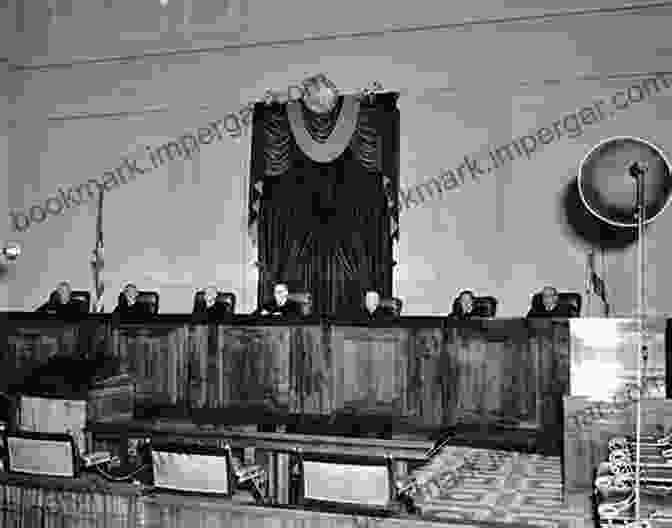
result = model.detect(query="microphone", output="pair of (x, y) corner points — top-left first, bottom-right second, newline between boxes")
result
(627, 161), (648, 179)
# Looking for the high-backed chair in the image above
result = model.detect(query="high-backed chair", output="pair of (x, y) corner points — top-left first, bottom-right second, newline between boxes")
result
(70, 291), (91, 314)
(42, 289), (90, 315)
(380, 297), (403, 317)
(530, 292), (581, 317)
(288, 292), (313, 317)
(117, 291), (159, 315)
(473, 296), (497, 317)
(450, 295), (497, 318)
(193, 291), (236, 314)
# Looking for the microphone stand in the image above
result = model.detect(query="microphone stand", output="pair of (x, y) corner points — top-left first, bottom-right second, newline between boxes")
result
(631, 162), (648, 525)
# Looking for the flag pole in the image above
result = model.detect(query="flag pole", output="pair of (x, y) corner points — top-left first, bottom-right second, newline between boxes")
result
(92, 188), (104, 313)
(586, 250), (593, 317)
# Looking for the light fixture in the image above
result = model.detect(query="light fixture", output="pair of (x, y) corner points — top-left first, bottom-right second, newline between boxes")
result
(2, 242), (21, 262)
(159, 0), (168, 6)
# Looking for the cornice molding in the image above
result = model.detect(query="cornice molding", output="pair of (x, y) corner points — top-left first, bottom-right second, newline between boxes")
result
(45, 71), (672, 123)
(11, 1), (672, 73)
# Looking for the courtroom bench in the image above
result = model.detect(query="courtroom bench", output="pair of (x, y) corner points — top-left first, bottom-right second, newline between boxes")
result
(2, 312), (573, 455)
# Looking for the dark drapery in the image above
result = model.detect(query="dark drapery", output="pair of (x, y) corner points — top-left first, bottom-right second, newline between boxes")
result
(249, 93), (400, 316)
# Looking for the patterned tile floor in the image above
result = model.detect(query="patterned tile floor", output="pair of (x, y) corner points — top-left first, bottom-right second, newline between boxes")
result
(406, 447), (594, 528)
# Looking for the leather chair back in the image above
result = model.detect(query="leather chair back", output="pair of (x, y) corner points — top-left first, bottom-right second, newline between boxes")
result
(380, 297), (403, 317)
(450, 295), (497, 317)
(70, 290), (91, 314)
(47, 289), (90, 315)
(117, 291), (159, 315)
(288, 292), (313, 316)
(473, 296), (497, 317)
(531, 291), (581, 317)
(193, 290), (236, 314)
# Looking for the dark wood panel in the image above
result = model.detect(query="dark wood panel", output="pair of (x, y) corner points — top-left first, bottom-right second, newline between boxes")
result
(0, 314), (585, 446)
(440, 319), (569, 434)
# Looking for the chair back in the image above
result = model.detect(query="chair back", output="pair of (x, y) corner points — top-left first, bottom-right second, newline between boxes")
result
(473, 296), (497, 317)
(193, 290), (236, 314)
(47, 289), (90, 314)
(531, 291), (582, 316)
(118, 291), (159, 315)
(288, 292), (313, 316)
(450, 294), (497, 317)
(138, 291), (159, 314)
(217, 292), (236, 314)
(380, 297), (403, 317)
(69, 291), (91, 314)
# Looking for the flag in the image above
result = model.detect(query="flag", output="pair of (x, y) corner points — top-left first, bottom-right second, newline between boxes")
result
(586, 250), (610, 317)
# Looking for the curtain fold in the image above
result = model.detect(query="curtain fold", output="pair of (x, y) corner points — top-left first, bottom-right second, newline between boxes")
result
(249, 93), (400, 315)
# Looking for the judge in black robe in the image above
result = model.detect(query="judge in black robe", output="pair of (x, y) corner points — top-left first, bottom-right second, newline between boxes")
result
(358, 290), (387, 320)
(193, 287), (232, 320)
(527, 286), (575, 318)
(36, 281), (85, 317)
(448, 290), (477, 320)
(257, 283), (301, 318)
(113, 283), (148, 317)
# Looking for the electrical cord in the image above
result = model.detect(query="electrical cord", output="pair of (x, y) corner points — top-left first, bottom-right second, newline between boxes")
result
(93, 462), (149, 482)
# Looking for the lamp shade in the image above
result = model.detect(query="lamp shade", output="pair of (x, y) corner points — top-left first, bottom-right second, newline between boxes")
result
(578, 136), (672, 227)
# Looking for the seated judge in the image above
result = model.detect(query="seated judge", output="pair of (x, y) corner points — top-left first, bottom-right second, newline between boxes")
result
(361, 290), (387, 319)
(258, 283), (301, 318)
(193, 286), (231, 319)
(36, 281), (83, 316)
(449, 290), (477, 320)
(113, 283), (147, 317)
(527, 286), (574, 318)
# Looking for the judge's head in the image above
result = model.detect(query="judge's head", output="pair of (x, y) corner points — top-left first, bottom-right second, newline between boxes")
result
(301, 293), (313, 316)
(541, 286), (559, 311)
(204, 286), (218, 306)
(274, 283), (289, 306)
(458, 290), (475, 314)
(364, 291), (380, 313)
(122, 283), (138, 306)
(56, 282), (71, 304)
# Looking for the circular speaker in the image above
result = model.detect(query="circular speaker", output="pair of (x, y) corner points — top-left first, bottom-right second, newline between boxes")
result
(578, 136), (672, 227)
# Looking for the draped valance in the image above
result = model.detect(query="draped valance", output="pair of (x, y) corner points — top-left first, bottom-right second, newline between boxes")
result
(248, 93), (400, 243)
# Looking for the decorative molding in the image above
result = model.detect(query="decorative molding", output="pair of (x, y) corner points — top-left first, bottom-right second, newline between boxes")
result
(10, 1), (672, 72)
(44, 70), (672, 124)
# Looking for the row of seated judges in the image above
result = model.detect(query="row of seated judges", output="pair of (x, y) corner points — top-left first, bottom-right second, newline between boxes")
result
(35, 282), (580, 320)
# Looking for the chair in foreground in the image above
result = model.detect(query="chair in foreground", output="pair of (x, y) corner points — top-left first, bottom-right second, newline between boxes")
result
(150, 442), (235, 496)
(4, 431), (79, 478)
(149, 441), (267, 503)
(291, 452), (397, 515)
